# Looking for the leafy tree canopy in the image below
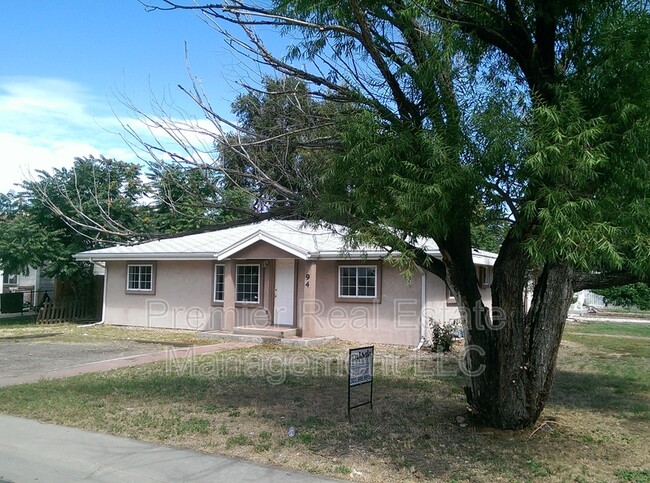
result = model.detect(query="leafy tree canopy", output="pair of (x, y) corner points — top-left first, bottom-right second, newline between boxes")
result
(1, 156), (149, 282)
(134, 0), (650, 428)
(594, 283), (650, 311)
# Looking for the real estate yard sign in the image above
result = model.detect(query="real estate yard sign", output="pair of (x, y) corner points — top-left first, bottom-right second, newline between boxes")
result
(348, 346), (374, 419)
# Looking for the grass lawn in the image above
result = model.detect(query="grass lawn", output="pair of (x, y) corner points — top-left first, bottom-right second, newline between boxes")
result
(0, 322), (648, 482)
(0, 314), (38, 327)
(0, 321), (219, 346)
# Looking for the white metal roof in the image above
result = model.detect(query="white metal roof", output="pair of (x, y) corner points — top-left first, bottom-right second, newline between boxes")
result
(74, 220), (497, 265)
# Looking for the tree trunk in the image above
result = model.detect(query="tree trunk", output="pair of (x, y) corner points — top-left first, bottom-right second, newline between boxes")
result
(460, 249), (575, 429)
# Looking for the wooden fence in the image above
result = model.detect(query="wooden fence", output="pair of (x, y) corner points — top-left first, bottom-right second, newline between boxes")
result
(37, 300), (94, 324)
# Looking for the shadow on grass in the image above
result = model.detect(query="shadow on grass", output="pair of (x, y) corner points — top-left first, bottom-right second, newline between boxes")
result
(0, 362), (500, 479)
(552, 369), (649, 419)
(0, 314), (38, 327)
(1, 347), (646, 481)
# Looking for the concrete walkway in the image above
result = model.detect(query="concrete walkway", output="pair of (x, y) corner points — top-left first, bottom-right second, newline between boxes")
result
(0, 343), (254, 388)
(568, 315), (650, 324)
(0, 415), (337, 482)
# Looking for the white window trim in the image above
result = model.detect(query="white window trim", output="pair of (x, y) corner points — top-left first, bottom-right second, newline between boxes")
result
(236, 263), (261, 304)
(3, 273), (18, 285)
(338, 265), (378, 299)
(126, 263), (155, 293)
(213, 264), (225, 303)
(479, 266), (491, 288)
(446, 285), (457, 305)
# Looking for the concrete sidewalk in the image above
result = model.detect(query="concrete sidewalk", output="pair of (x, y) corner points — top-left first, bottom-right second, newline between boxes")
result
(0, 343), (253, 388)
(0, 415), (337, 482)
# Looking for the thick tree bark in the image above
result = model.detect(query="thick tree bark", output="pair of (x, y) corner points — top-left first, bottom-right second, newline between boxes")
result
(450, 233), (575, 429)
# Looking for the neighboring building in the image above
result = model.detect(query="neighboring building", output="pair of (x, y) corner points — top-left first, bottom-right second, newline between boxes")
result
(75, 220), (496, 346)
(0, 266), (55, 311)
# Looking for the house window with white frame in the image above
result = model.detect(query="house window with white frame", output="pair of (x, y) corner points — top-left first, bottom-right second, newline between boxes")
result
(2, 272), (18, 285)
(214, 264), (225, 302)
(236, 264), (260, 303)
(338, 265), (377, 298)
(446, 284), (456, 304)
(479, 266), (491, 287)
(126, 264), (154, 293)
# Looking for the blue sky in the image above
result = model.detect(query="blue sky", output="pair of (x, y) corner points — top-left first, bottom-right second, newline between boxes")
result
(0, 0), (260, 193)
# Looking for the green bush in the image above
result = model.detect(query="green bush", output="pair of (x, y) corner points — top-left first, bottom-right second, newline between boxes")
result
(430, 319), (454, 353)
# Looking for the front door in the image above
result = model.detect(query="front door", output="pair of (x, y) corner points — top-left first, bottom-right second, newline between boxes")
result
(274, 259), (295, 326)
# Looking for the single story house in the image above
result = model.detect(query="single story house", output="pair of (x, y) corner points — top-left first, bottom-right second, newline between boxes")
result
(75, 220), (496, 346)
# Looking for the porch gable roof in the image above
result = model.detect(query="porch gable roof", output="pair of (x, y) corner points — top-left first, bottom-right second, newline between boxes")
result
(216, 231), (311, 260)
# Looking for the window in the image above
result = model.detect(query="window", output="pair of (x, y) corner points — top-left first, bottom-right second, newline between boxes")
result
(236, 264), (260, 303)
(478, 266), (491, 287)
(338, 265), (378, 299)
(2, 273), (18, 285)
(446, 284), (456, 304)
(214, 264), (225, 302)
(126, 264), (155, 293)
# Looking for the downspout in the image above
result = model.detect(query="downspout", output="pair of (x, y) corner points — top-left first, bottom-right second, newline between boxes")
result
(78, 258), (106, 327)
(413, 266), (427, 351)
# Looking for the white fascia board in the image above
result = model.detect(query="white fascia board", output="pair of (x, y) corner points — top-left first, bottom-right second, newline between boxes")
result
(471, 253), (498, 266)
(74, 253), (218, 261)
(216, 231), (309, 261)
(315, 249), (388, 260)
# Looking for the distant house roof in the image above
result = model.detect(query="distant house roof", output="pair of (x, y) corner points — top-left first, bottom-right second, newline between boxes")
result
(74, 220), (497, 265)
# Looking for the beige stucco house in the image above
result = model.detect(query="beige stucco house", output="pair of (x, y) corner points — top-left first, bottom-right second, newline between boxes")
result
(75, 220), (496, 346)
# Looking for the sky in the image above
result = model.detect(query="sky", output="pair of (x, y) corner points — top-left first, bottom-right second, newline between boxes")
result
(0, 0), (263, 194)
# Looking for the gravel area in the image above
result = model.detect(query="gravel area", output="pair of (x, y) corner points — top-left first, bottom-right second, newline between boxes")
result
(0, 340), (159, 379)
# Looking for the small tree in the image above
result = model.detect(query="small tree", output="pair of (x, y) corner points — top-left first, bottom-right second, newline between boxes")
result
(594, 284), (650, 311)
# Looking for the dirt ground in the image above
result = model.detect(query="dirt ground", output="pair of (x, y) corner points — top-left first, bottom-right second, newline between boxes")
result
(0, 339), (160, 380)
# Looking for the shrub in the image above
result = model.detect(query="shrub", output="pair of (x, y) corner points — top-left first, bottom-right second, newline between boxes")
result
(429, 319), (454, 353)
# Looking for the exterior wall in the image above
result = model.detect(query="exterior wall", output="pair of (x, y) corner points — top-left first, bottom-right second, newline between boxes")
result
(2, 267), (54, 305)
(422, 268), (493, 341)
(104, 260), (275, 331)
(103, 258), (494, 346)
(38, 270), (55, 294)
(105, 260), (214, 330)
(298, 260), (423, 346)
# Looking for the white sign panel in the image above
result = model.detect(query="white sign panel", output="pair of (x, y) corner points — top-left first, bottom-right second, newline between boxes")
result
(349, 346), (374, 387)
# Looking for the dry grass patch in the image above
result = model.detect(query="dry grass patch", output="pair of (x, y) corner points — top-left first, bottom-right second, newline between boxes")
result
(0, 323), (218, 347)
(0, 328), (648, 482)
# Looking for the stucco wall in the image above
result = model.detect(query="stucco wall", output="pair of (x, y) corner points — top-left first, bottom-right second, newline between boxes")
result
(299, 260), (423, 346)
(104, 260), (276, 330)
(422, 269), (493, 341)
(105, 260), (214, 330)
(104, 258), (494, 346)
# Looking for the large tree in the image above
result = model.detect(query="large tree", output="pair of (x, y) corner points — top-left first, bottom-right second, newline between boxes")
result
(0, 156), (150, 283)
(133, 1), (650, 429)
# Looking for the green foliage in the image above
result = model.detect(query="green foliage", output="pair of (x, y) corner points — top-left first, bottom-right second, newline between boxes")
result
(220, 76), (338, 213)
(147, 164), (251, 233)
(1, 156), (148, 283)
(429, 319), (454, 353)
(614, 468), (650, 483)
(594, 284), (650, 311)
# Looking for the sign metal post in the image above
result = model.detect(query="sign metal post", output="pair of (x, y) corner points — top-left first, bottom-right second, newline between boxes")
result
(348, 346), (374, 420)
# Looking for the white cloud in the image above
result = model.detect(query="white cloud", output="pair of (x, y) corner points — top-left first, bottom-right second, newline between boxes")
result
(0, 77), (133, 193)
(0, 76), (228, 194)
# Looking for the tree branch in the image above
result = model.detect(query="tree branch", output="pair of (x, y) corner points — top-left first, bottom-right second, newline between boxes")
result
(573, 271), (646, 292)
